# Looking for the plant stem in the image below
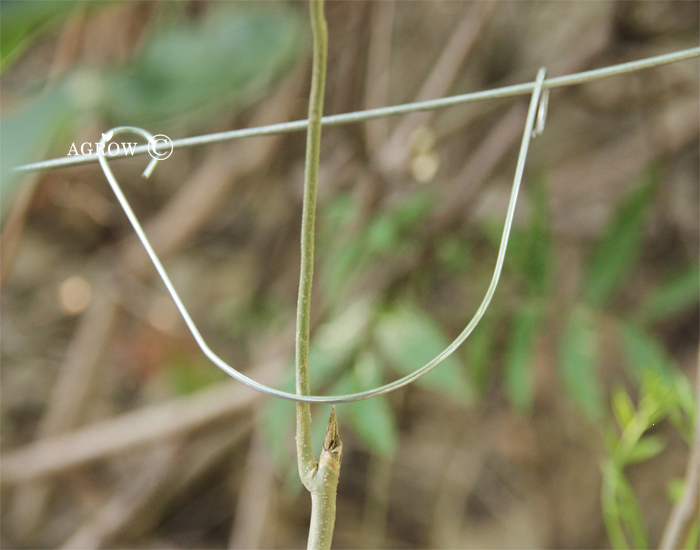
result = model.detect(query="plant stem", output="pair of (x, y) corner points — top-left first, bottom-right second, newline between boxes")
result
(295, 1), (342, 549)
(308, 407), (342, 550)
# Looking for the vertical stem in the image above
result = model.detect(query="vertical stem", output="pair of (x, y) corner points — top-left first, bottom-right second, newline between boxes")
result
(296, 0), (328, 489)
(295, 1), (342, 549)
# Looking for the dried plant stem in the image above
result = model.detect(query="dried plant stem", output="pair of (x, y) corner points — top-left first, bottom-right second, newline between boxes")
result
(296, 1), (342, 549)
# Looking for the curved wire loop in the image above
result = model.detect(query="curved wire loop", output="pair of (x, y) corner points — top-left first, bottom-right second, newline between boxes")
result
(98, 68), (548, 404)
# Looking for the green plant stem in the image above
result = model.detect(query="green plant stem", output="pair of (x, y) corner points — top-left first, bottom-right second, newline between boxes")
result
(307, 408), (342, 550)
(295, 1), (342, 549)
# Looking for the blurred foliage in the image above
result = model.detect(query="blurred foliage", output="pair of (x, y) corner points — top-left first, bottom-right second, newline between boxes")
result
(165, 354), (227, 396)
(374, 303), (472, 403)
(559, 305), (603, 422)
(602, 373), (697, 549)
(104, 6), (304, 123)
(585, 169), (657, 307)
(1, 2), (698, 548)
(0, 0), (85, 72)
(320, 190), (434, 301)
(0, 86), (77, 214)
(261, 163), (696, 512)
(639, 263), (700, 323)
(503, 300), (540, 413)
(1, 3), (304, 215)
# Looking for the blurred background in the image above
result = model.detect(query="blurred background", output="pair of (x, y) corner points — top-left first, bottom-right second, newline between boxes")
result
(1, 1), (698, 548)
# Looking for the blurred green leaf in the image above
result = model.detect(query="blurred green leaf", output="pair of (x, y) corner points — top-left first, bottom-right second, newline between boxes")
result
(337, 352), (398, 459)
(465, 310), (497, 395)
(559, 306), (603, 422)
(684, 520), (699, 550)
(366, 215), (400, 255)
(437, 235), (471, 273)
(626, 435), (665, 464)
(639, 264), (699, 324)
(165, 356), (226, 395)
(104, 5), (305, 123)
(504, 302), (541, 413)
(640, 370), (695, 443)
(323, 238), (369, 300)
(601, 462), (630, 550)
(602, 460), (649, 550)
(585, 170), (657, 306)
(616, 472), (649, 549)
(0, 0), (80, 71)
(612, 388), (635, 432)
(665, 477), (686, 504)
(392, 191), (434, 229)
(313, 299), (373, 364)
(262, 303), (372, 471)
(322, 193), (359, 237)
(1, 86), (76, 216)
(496, 177), (551, 296)
(619, 323), (674, 381)
(523, 180), (552, 296)
(263, 396), (295, 473)
(374, 303), (472, 403)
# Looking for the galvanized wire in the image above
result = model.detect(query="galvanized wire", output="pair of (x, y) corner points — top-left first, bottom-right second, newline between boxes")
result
(95, 68), (548, 404)
(20, 46), (700, 404)
(14, 46), (700, 174)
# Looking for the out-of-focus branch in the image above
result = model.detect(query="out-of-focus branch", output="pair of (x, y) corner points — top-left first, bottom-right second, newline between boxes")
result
(659, 349), (700, 550)
(0, 358), (280, 484)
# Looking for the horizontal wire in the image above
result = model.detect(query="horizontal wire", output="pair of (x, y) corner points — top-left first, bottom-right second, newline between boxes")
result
(95, 69), (548, 404)
(14, 46), (700, 174)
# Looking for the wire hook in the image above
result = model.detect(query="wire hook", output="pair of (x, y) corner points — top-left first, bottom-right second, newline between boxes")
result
(97, 68), (547, 404)
(532, 82), (549, 138)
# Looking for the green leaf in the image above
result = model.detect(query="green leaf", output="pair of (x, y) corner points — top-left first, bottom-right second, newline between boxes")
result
(0, 0), (80, 71)
(683, 520), (699, 550)
(504, 302), (541, 413)
(626, 435), (666, 464)
(437, 235), (471, 273)
(612, 388), (636, 432)
(365, 214), (400, 255)
(165, 356), (226, 395)
(261, 302), (371, 471)
(314, 300), (373, 360)
(666, 477), (686, 504)
(617, 476), (649, 549)
(601, 461), (631, 550)
(262, 396), (295, 472)
(104, 6), (304, 123)
(346, 392), (397, 458)
(559, 306), (603, 422)
(374, 303), (472, 403)
(640, 370), (695, 443)
(1, 86), (77, 215)
(497, 177), (552, 296)
(322, 237), (369, 300)
(639, 264), (700, 324)
(585, 170), (657, 306)
(602, 460), (649, 550)
(619, 323), (674, 381)
(392, 191), (434, 230)
(337, 352), (398, 459)
(465, 310), (497, 395)
(522, 177), (552, 296)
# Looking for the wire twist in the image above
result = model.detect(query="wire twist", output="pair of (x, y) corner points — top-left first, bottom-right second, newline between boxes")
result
(96, 68), (548, 404)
